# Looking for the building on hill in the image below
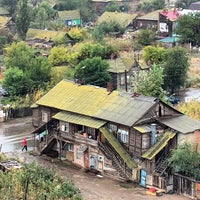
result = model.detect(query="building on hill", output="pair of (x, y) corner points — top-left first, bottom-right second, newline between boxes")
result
(57, 9), (82, 27)
(31, 80), (200, 191)
(97, 11), (137, 30)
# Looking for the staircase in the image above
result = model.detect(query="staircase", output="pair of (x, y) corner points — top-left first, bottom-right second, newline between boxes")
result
(153, 152), (172, 176)
(99, 141), (132, 180)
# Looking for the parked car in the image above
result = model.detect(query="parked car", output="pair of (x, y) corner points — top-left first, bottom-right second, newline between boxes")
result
(166, 95), (181, 104)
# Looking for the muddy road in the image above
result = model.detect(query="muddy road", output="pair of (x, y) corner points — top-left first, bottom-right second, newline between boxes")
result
(1, 117), (190, 200)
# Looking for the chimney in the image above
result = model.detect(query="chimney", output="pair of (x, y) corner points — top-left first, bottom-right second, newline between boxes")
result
(150, 123), (156, 147)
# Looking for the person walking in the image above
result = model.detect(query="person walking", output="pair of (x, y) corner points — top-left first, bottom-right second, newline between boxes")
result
(22, 137), (28, 151)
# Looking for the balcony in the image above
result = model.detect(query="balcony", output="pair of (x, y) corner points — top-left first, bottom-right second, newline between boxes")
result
(57, 131), (98, 147)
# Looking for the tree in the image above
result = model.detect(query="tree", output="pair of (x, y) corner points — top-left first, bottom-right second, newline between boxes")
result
(105, 1), (120, 12)
(143, 45), (167, 65)
(78, 43), (117, 61)
(163, 47), (189, 94)
(33, 2), (56, 29)
(48, 46), (79, 66)
(175, 12), (200, 46)
(3, 41), (52, 96)
(168, 143), (200, 181)
(137, 0), (165, 12)
(74, 57), (111, 87)
(137, 29), (156, 46)
(175, 0), (199, 9)
(92, 21), (125, 41)
(15, 0), (31, 40)
(0, 0), (18, 16)
(131, 64), (166, 99)
(2, 67), (31, 96)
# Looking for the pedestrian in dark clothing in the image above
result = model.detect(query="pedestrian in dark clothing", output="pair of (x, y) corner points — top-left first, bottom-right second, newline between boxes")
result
(22, 137), (27, 151)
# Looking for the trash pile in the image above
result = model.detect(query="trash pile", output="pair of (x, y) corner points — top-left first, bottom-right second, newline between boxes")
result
(0, 160), (22, 172)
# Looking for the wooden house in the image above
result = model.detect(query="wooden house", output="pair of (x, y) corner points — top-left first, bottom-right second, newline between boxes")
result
(107, 57), (135, 91)
(31, 80), (200, 188)
(135, 10), (160, 30)
(158, 9), (181, 37)
(57, 9), (82, 27)
(97, 11), (137, 30)
(0, 16), (16, 36)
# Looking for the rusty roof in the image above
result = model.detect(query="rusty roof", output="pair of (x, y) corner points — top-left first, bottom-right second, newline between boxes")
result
(58, 9), (81, 20)
(97, 11), (137, 28)
(35, 80), (156, 126)
(158, 115), (200, 134)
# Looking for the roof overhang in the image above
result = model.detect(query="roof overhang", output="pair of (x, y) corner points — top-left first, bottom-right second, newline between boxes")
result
(53, 111), (106, 129)
(142, 131), (176, 160)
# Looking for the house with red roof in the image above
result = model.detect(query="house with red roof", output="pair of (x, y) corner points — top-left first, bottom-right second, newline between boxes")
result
(158, 9), (181, 37)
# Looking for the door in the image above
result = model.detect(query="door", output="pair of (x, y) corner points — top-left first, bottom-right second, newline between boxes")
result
(140, 169), (147, 187)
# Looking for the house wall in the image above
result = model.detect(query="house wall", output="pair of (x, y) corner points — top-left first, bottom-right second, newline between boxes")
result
(32, 106), (59, 127)
(178, 130), (200, 152)
(129, 129), (142, 157)
(135, 19), (157, 30)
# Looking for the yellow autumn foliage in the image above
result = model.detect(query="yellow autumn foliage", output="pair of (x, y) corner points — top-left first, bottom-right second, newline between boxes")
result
(176, 99), (200, 120)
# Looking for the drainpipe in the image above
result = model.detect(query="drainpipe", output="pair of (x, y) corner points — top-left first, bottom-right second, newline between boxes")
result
(150, 123), (156, 147)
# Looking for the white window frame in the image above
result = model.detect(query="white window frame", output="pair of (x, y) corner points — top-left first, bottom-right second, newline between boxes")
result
(62, 122), (69, 132)
(42, 112), (48, 123)
(108, 123), (117, 132)
(67, 143), (74, 152)
(117, 129), (129, 143)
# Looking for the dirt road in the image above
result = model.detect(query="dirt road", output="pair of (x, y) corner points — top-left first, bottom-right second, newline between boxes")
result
(2, 117), (190, 200)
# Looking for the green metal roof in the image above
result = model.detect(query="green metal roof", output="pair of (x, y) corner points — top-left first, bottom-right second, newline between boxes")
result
(97, 11), (137, 28)
(142, 131), (176, 160)
(108, 58), (134, 73)
(99, 126), (137, 168)
(35, 80), (156, 126)
(136, 10), (161, 21)
(58, 10), (80, 20)
(158, 115), (200, 134)
(53, 111), (106, 129)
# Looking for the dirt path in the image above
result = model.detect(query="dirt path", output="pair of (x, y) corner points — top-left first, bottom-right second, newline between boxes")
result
(2, 117), (190, 200)
(4, 151), (189, 200)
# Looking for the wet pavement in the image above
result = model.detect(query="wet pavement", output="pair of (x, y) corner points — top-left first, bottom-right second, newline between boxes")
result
(183, 88), (200, 102)
(0, 116), (34, 152)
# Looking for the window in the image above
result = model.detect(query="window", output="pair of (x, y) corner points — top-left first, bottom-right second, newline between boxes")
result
(42, 112), (48, 122)
(117, 129), (129, 143)
(77, 124), (84, 132)
(61, 122), (69, 132)
(67, 143), (74, 152)
(108, 123), (117, 132)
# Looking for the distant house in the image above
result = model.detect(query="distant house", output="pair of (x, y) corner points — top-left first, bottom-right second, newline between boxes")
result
(25, 29), (68, 50)
(135, 10), (160, 30)
(97, 11), (137, 29)
(31, 80), (200, 191)
(0, 16), (16, 36)
(158, 9), (181, 37)
(57, 9), (82, 27)
(0, 7), (9, 16)
(108, 57), (135, 91)
(189, 1), (200, 10)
